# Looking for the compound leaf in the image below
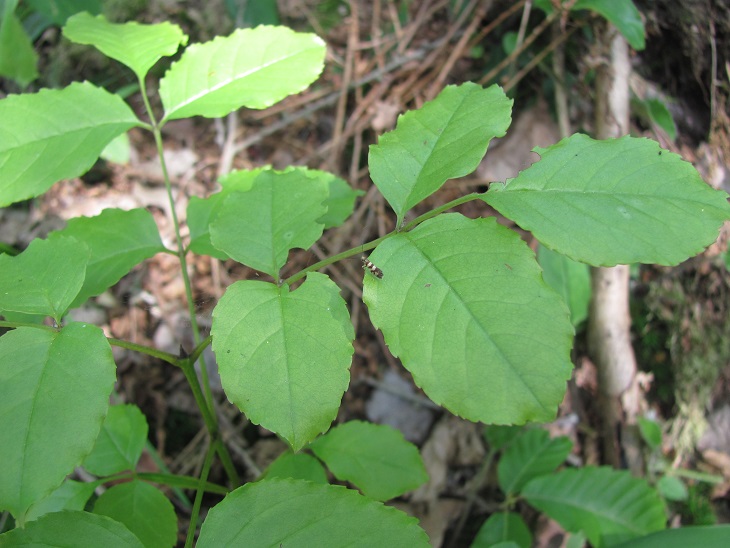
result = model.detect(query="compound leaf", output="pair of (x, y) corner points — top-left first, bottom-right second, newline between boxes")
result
(211, 273), (354, 451)
(160, 25), (325, 122)
(63, 12), (187, 79)
(197, 479), (429, 547)
(309, 421), (428, 501)
(369, 83), (512, 225)
(0, 82), (140, 207)
(0, 323), (116, 521)
(363, 214), (573, 424)
(484, 134), (730, 266)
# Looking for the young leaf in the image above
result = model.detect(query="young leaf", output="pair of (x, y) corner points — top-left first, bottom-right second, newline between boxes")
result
(0, 236), (90, 322)
(197, 479), (430, 547)
(0, 323), (116, 521)
(48, 208), (166, 308)
(497, 429), (573, 494)
(210, 173), (327, 277)
(83, 404), (149, 476)
(260, 451), (328, 484)
(484, 134), (730, 266)
(369, 83), (512, 225)
(309, 421), (428, 501)
(63, 12), (188, 80)
(522, 467), (666, 547)
(211, 273), (354, 451)
(0, 82), (140, 207)
(0, 510), (144, 547)
(537, 244), (591, 326)
(471, 512), (532, 548)
(159, 25), (326, 122)
(93, 481), (177, 548)
(363, 214), (574, 425)
(25, 480), (98, 523)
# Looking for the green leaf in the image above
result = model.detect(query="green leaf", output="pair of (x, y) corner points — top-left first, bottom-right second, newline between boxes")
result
(188, 167), (265, 259)
(0, 323), (116, 521)
(615, 525), (730, 547)
(83, 404), (149, 476)
(497, 429), (573, 494)
(211, 273), (354, 451)
(484, 425), (525, 451)
(63, 12), (188, 80)
(484, 134), (730, 266)
(534, 0), (644, 50)
(309, 421), (428, 501)
(260, 451), (328, 484)
(209, 171), (328, 277)
(644, 98), (677, 141)
(657, 475), (688, 502)
(93, 481), (177, 548)
(25, 479), (98, 522)
(0, 81), (140, 207)
(316, 171), (364, 229)
(159, 25), (325, 122)
(48, 208), (166, 308)
(471, 512), (532, 548)
(522, 467), (666, 547)
(189, 167), (354, 260)
(537, 244), (591, 326)
(101, 131), (131, 164)
(637, 417), (662, 450)
(369, 83), (512, 225)
(0, 236), (89, 322)
(197, 478), (430, 547)
(26, 0), (102, 26)
(0, 2), (39, 87)
(0, 510), (143, 547)
(363, 214), (574, 424)
(574, 0), (645, 50)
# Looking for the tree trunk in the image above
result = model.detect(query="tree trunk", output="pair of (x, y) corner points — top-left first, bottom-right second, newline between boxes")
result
(589, 21), (642, 472)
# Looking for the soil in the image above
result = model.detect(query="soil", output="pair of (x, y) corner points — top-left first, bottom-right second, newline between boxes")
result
(3, 1), (730, 545)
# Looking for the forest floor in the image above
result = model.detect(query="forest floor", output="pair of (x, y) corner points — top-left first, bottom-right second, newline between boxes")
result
(2, 1), (730, 545)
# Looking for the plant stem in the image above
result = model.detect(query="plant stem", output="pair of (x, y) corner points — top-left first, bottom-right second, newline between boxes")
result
(108, 337), (181, 367)
(185, 440), (217, 548)
(139, 78), (238, 486)
(283, 192), (484, 286)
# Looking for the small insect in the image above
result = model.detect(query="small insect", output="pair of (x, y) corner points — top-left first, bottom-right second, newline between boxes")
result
(361, 256), (383, 279)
